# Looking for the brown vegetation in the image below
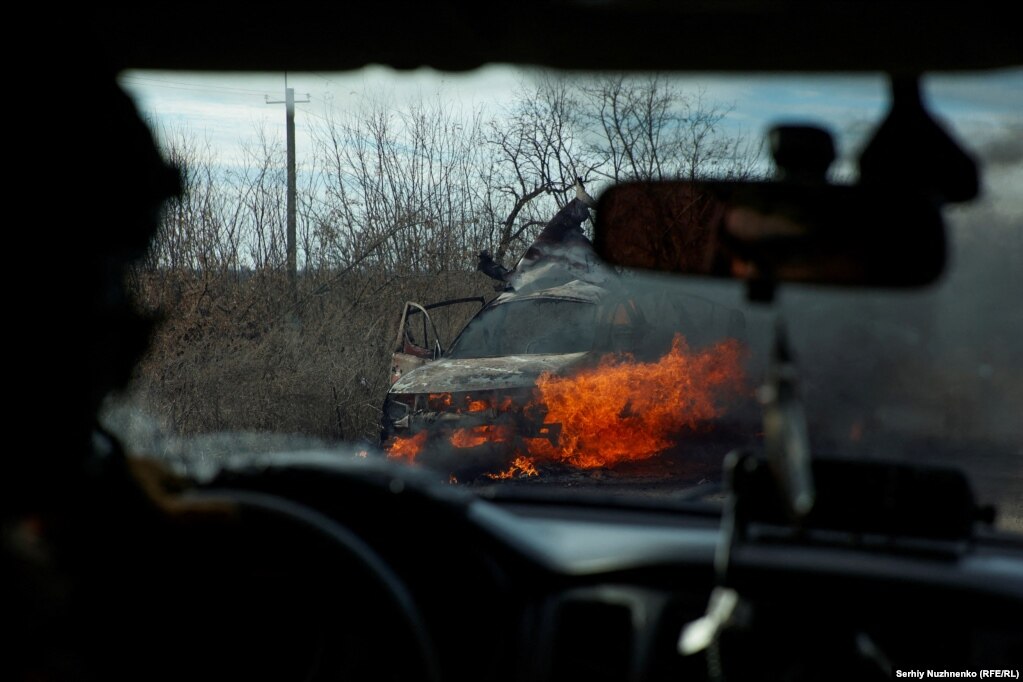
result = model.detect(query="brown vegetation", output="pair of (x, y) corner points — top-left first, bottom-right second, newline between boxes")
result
(124, 76), (759, 444)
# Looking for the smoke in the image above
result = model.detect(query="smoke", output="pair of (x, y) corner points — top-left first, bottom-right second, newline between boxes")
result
(764, 154), (1023, 520)
(609, 146), (1022, 517)
(974, 122), (1023, 169)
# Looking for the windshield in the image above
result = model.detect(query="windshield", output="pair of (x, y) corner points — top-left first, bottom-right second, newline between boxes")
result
(447, 299), (597, 358)
(112, 67), (1022, 532)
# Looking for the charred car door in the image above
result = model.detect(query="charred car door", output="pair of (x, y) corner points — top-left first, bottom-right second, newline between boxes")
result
(390, 297), (485, 385)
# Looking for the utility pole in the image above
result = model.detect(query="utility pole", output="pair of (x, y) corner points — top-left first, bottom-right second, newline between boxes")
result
(266, 74), (310, 296)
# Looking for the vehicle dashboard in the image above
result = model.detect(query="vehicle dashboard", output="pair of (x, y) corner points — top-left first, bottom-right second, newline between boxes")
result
(183, 453), (1023, 681)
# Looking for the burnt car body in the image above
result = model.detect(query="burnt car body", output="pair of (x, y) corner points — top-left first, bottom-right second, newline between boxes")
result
(382, 278), (646, 473)
(13, 4), (1022, 682)
(382, 235), (747, 477)
(381, 190), (665, 472)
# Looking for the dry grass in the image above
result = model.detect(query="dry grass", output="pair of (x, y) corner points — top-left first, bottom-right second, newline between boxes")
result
(127, 267), (495, 444)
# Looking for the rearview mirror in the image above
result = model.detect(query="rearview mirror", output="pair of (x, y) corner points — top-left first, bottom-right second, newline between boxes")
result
(594, 181), (945, 289)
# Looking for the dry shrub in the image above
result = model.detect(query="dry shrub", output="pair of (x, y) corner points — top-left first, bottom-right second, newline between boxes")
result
(124, 77), (757, 446)
(129, 266), (494, 444)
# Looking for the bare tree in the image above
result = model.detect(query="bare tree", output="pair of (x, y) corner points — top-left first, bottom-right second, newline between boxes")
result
(485, 77), (599, 262)
(580, 75), (760, 184)
(126, 74), (762, 444)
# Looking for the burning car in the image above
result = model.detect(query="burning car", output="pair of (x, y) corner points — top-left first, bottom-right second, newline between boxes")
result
(383, 279), (636, 473)
(382, 187), (750, 479)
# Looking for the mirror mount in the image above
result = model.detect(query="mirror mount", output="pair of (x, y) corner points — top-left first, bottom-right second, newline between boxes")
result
(744, 277), (776, 304)
(858, 75), (979, 203)
(769, 124), (836, 184)
(759, 319), (815, 520)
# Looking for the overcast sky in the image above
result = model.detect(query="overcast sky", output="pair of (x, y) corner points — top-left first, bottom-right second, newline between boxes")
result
(121, 67), (886, 161)
(119, 65), (1022, 215)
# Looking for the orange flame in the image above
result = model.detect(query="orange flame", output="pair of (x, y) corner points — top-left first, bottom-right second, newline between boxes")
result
(486, 456), (540, 480)
(428, 393), (452, 410)
(450, 425), (514, 448)
(385, 334), (746, 478)
(387, 430), (428, 464)
(526, 335), (745, 468)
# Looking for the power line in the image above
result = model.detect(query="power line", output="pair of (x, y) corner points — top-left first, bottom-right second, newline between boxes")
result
(127, 75), (270, 95)
(121, 75), (270, 96)
(301, 97), (341, 124)
(311, 72), (341, 88)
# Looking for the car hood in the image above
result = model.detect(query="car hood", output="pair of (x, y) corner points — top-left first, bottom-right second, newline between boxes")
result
(389, 352), (590, 394)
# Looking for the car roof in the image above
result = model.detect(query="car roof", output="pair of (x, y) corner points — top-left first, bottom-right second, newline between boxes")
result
(492, 280), (608, 306)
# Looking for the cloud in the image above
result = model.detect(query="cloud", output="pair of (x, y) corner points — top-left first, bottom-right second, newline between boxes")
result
(973, 122), (1023, 168)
